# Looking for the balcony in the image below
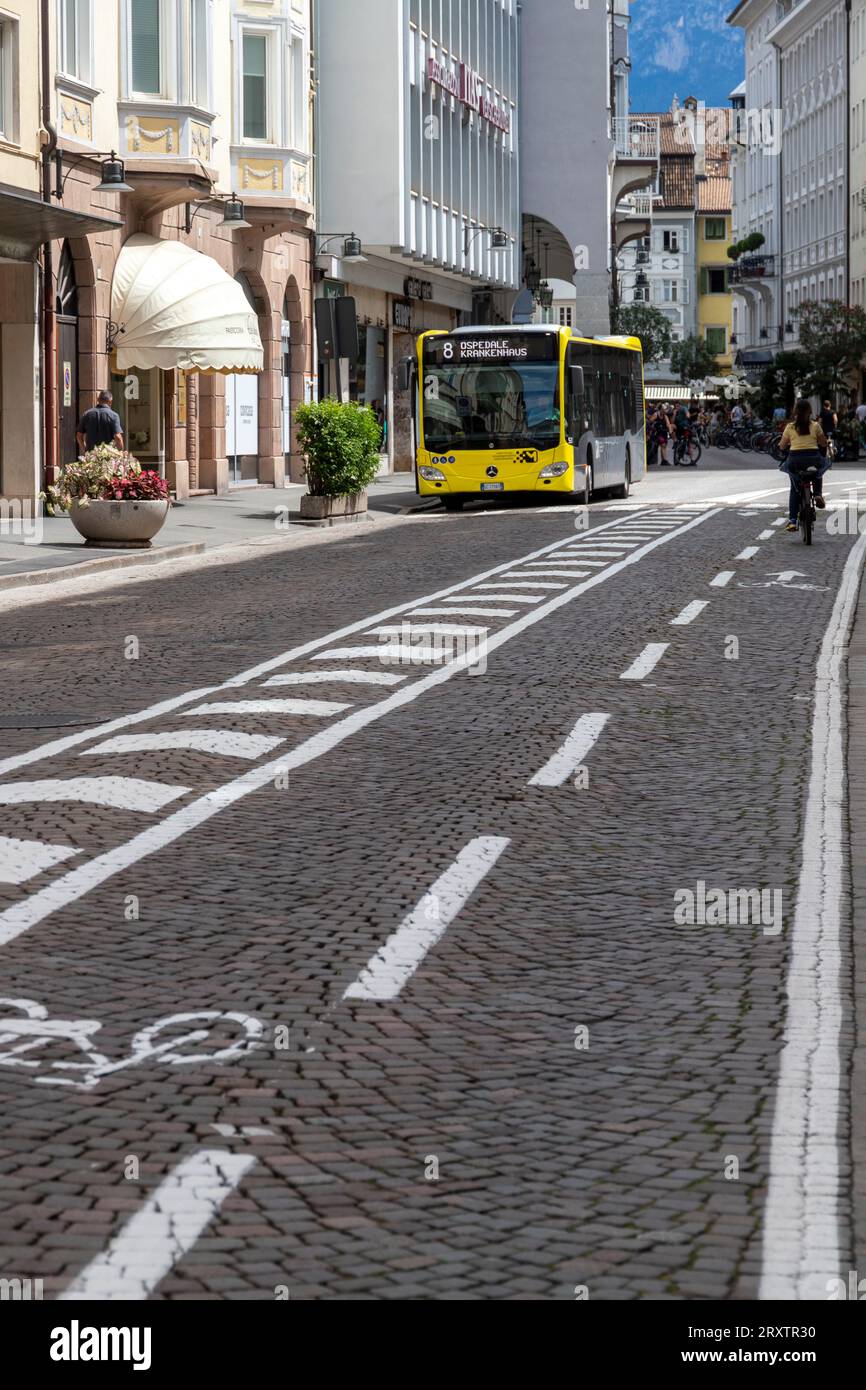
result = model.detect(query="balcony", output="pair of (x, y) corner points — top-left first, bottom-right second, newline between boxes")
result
(118, 103), (216, 165)
(613, 118), (661, 162)
(729, 255), (776, 282)
(617, 190), (656, 221)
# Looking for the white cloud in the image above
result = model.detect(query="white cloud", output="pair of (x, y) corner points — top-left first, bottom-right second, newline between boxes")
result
(653, 20), (690, 73)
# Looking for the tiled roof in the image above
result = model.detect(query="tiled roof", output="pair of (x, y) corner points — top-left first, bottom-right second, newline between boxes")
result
(659, 157), (696, 210)
(698, 175), (732, 214)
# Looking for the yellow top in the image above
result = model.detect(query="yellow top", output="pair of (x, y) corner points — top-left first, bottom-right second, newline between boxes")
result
(781, 421), (826, 452)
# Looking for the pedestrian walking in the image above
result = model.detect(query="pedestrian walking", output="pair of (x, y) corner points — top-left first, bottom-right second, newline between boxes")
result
(76, 390), (124, 454)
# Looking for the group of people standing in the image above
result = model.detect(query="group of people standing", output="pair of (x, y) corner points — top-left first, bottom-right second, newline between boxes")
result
(645, 402), (704, 466)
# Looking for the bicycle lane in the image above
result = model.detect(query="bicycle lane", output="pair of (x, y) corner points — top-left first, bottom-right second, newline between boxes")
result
(0, 501), (859, 1300)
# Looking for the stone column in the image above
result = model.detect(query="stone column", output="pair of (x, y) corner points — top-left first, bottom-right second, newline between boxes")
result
(198, 374), (229, 494)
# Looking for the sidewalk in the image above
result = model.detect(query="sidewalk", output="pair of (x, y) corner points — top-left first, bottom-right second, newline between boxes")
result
(0, 475), (422, 589)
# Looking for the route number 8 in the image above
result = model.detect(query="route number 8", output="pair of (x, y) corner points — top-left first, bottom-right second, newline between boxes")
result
(443, 342), (454, 360)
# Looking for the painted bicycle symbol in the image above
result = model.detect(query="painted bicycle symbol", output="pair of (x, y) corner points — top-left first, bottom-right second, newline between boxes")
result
(0, 998), (264, 1090)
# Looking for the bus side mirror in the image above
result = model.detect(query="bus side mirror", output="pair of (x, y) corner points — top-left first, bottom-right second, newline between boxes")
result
(569, 366), (585, 397)
(397, 357), (414, 392)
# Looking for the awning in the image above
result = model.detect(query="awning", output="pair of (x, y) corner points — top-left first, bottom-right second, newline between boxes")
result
(0, 185), (122, 263)
(644, 385), (713, 401)
(736, 349), (774, 366)
(111, 233), (263, 374)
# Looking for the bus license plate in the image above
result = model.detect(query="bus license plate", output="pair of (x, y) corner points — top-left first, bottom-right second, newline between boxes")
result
(481, 483), (504, 492)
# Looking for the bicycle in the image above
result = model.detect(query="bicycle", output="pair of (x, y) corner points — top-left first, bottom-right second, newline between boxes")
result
(0, 997), (265, 1089)
(673, 429), (702, 467)
(795, 464), (819, 546)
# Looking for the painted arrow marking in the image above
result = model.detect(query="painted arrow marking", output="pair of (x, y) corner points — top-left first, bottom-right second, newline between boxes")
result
(0, 837), (81, 886)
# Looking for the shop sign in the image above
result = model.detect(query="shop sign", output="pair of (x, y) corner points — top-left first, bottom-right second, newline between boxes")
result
(427, 57), (511, 133)
(62, 362), (72, 408)
(405, 277), (434, 302)
(393, 301), (413, 332)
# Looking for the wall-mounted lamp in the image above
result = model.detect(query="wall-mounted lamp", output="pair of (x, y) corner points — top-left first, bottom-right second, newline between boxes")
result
(54, 149), (134, 199)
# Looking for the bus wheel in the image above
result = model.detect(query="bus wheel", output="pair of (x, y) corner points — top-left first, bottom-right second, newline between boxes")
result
(611, 453), (631, 501)
(442, 498), (464, 513)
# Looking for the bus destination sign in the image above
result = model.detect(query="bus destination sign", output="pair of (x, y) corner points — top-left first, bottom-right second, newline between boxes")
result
(424, 334), (558, 366)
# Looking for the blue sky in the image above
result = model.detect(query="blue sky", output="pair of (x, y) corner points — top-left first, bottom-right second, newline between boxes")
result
(629, 0), (745, 114)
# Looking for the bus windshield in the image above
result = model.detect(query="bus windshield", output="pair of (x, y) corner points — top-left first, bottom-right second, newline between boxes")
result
(422, 362), (561, 451)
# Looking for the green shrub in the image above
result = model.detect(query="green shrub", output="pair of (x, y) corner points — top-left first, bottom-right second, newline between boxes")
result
(294, 398), (382, 498)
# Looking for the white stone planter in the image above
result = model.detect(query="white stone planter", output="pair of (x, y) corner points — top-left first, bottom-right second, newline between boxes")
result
(69, 498), (170, 549)
(299, 491), (368, 525)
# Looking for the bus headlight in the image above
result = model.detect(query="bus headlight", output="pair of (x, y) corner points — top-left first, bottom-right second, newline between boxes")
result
(420, 466), (447, 481)
(538, 462), (570, 478)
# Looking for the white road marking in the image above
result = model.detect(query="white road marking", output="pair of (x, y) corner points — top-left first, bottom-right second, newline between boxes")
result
(313, 646), (448, 664)
(564, 542), (641, 551)
(262, 670), (407, 688)
(524, 560), (608, 570)
(735, 547), (760, 560)
(370, 624), (488, 638)
(82, 731), (285, 761)
(758, 530), (775, 541)
(0, 777), (189, 814)
(671, 601), (709, 627)
(772, 517), (787, 527)
(710, 571), (735, 588)
(0, 513), (643, 781)
(0, 836), (81, 885)
(620, 644), (669, 682)
(409, 607), (518, 618)
(760, 527), (866, 1300)
(343, 836), (510, 1001)
(460, 593), (543, 605)
(57, 1149), (256, 1301)
(0, 509), (718, 946)
(496, 576), (568, 588)
(528, 713), (610, 788)
(471, 582), (558, 592)
(185, 699), (352, 718)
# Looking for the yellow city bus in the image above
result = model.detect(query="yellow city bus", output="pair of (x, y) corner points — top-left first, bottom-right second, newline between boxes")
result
(412, 325), (646, 511)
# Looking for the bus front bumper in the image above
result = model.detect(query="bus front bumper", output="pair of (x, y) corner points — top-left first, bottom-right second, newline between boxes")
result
(418, 463), (587, 499)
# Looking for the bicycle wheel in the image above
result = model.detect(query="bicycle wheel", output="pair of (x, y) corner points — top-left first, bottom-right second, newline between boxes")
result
(686, 440), (702, 466)
(715, 431), (730, 450)
(800, 488), (813, 546)
(130, 1011), (265, 1065)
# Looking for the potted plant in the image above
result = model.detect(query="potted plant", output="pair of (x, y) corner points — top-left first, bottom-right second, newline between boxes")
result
(44, 445), (171, 548)
(294, 398), (382, 523)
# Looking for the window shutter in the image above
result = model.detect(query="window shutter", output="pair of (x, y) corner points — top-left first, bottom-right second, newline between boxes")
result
(653, 229), (663, 254)
(683, 227), (690, 254)
(700, 268), (709, 296)
(131, 0), (160, 95)
(682, 279), (690, 304)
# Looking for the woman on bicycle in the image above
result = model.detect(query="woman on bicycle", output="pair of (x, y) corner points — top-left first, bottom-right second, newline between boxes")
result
(779, 399), (829, 533)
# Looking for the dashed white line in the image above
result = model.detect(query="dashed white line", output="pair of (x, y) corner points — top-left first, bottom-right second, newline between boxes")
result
(410, 607), (518, 618)
(0, 836), (81, 886)
(83, 731), (285, 761)
(185, 699), (352, 718)
(735, 547), (760, 561)
(758, 530), (775, 541)
(262, 670), (407, 688)
(528, 713), (611, 788)
(671, 601), (709, 627)
(462, 593), (543, 605)
(496, 576), (568, 588)
(0, 777), (190, 814)
(343, 836), (510, 1002)
(710, 571), (735, 588)
(620, 644), (669, 682)
(58, 1150), (256, 1301)
(313, 646), (445, 663)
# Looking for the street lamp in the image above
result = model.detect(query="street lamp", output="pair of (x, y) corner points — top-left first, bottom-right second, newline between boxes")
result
(539, 282), (554, 311)
(464, 225), (509, 256)
(316, 233), (368, 264)
(184, 191), (253, 235)
(54, 148), (134, 198)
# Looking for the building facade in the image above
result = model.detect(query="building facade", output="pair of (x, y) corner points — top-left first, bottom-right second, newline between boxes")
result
(316, 0), (521, 472)
(727, 0), (783, 367)
(771, 0), (848, 340)
(0, 0), (316, 505)
(852, 0), (866, 328)
(520, 0), (658, 339)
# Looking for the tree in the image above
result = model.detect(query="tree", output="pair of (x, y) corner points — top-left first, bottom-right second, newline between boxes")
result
(753, 350), (810, 420)
(611, 304), (672, 366)
(795, 300), (866, 403)
(670, 334), (719, 385)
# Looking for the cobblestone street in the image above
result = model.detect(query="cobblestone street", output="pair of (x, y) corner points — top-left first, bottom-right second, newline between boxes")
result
(2, 455), (865, 1302)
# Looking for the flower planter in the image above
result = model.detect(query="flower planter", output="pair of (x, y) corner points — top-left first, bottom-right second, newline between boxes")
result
(299, 491), (368, 525)
(69, 498), (170, 549)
